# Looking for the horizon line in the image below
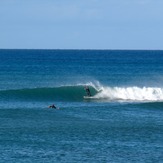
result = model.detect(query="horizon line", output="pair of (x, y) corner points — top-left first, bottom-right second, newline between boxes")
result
(0, 48), (163, 51)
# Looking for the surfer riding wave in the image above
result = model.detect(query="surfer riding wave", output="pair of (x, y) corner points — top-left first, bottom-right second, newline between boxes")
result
(84, 86), (91, 97)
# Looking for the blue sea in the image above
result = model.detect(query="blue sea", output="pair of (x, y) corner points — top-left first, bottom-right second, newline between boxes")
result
(0, 49), (163, 163)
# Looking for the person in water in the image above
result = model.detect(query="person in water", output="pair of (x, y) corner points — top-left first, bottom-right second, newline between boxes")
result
(84, 86), (91, 96)
(48, 104), (56, 109)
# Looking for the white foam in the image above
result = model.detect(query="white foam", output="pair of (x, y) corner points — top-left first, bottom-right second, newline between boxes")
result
(94, 86), (163, 102)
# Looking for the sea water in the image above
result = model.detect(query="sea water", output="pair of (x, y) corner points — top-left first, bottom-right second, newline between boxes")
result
(0, 49), (163, 162)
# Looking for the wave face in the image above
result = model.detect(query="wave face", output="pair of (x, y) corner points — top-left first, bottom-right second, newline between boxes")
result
(1, 84), (163, 102)
(0, 85), (98, 102)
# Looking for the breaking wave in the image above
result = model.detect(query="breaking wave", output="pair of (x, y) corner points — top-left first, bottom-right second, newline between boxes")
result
(1, 83), (163, 102)
(94, 86), (163, 102)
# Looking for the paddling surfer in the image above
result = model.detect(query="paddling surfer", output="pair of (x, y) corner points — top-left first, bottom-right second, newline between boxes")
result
(48, 104), (57, 109)
(84, 86), (91, 96)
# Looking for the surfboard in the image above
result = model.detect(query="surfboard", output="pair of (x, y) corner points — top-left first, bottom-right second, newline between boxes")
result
(83, 96), (94, 99)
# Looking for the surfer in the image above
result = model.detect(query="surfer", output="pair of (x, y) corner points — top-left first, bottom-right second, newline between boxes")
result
(48, 104), (56, 109)
(84, 86), (91, 96)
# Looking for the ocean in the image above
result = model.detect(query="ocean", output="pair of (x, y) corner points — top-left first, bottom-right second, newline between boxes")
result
(0, 49), (163, 162)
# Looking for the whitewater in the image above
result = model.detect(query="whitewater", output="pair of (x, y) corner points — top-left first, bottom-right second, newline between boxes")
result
(94, 85), (163, 102)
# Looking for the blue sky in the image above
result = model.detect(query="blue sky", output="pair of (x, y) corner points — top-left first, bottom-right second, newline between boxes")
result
(0, 0), (163, 49)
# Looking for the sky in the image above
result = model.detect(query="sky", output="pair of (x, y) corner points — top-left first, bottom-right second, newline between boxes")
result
(0, 0), (163, 50)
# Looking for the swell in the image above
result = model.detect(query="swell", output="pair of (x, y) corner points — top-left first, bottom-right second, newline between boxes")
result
(0, 85), (98, 102)
(1, 84), (163, 103)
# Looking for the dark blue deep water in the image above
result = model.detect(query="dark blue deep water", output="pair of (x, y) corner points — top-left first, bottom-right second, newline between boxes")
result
(0, 50), (163, 162)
